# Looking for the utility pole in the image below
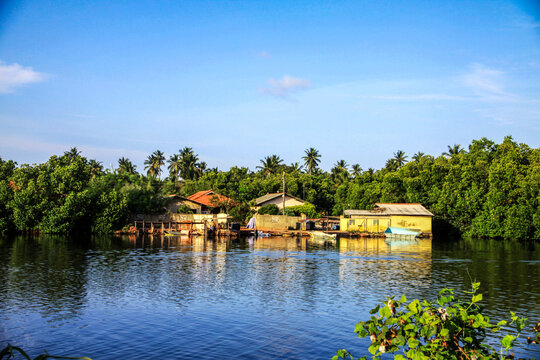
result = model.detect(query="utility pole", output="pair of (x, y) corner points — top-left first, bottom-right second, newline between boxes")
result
(282, 171), (286, 216)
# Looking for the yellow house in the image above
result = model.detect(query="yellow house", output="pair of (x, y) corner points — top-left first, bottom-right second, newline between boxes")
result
(340, 203), (433, 234)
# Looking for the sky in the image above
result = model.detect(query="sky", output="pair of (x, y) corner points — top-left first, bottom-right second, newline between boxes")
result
(0, 0), (539, 172)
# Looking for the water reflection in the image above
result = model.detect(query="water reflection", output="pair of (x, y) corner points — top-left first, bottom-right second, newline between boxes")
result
(0, 234), (538, 359)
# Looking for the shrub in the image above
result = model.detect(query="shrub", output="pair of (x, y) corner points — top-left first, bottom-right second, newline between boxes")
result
(334, 282), (538, 360)
(258, 204), (280, 215)
(284, 203), (319, 218)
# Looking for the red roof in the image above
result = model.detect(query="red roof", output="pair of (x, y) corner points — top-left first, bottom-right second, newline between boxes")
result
(187, 190), (234, 207)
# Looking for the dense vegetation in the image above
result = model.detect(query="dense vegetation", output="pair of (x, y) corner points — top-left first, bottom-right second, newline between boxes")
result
(0, 137), (538, 239)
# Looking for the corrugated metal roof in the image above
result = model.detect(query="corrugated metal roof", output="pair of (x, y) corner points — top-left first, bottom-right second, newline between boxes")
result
(374, 203), (434, 216)
(255, 192), (305, 206)
(344, 203), (433, 217)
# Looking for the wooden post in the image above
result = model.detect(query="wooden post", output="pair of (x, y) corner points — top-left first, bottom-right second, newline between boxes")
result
(282, 171), (286, 216)
(161, 222), (164, 234)
(142, 221), (145, 233)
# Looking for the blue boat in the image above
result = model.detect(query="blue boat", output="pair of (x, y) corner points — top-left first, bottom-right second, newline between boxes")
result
(384, 227), (420, 239)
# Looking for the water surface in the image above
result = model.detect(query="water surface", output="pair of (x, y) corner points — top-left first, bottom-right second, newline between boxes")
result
(0, 235), (539, 359)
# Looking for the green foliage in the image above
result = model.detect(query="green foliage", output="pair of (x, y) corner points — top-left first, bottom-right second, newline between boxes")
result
(1, 137), (539, 239)
(258, 204), (280, 215)
(284, 203), (319, 218)
(176, 205), (195, 214)
(0, 343), (91, 360)
(333, 283), (538, 360)
(228, 203), (253, 224)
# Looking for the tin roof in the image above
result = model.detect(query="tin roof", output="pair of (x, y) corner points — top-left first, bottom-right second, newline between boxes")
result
(255, 192), (306, 206)
(344, 203), (433, 217)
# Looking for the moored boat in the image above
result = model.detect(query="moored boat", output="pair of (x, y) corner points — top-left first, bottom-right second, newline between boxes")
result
(384, 227), (419, 240)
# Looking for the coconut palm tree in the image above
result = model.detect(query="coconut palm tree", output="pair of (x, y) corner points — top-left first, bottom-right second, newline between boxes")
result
(385, 158), (398, 171)
(144, 150), (165, 178)
(412, 152), (425, 162)
(302, 147), (321, 175)
(88, 159), (103, 178)
(118, 157), (137, 174)
(196, 161), (207, 178)
(257, 155), (283, 175)
(351, 164), (362, 178)
(393, 150), (408, 169)
(167, 154), (181, 185)
(331, 160), (349, 184)
(179, 147), (199, 180)
(443, 144), (464, 158)
(64, 147), (81, 162)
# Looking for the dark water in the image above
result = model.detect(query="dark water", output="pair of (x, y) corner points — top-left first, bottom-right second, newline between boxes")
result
(0, 235), (539, 359)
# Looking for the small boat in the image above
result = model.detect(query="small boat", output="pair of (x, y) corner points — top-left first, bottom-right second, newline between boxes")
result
(384, 227), (419, 240)
(165, 230), (190, 236)
(256, 231), (271, 238)
(310, 231), (337, 240)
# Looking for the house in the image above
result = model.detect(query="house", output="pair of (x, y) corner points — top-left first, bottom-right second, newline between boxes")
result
(340, 203), (433, 234)
(165, 195), (204, 214)
(187, 190), (235, 214)
(255, 192), (306, 210)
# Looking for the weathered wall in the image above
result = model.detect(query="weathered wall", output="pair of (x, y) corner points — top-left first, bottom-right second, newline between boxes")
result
(133, 213), (228, 231)
(389, 215), (432, 233)
(254, 214), (301, 230)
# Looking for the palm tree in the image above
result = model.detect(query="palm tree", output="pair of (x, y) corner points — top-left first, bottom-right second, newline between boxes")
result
(393, 150), (408, 169)
(331, 160), (349, 184)
(167, 154), (181, 185)
(64, 147), (81, 162)
(88, 159), (103, 178)
(412, 152), (425, 162)
(289, 162), (303, 172)
(118, 157), (137, 174)
(385, 158), (398, 171)
(351, 164), (362, 178)
(179, 147), (199, 180)
(144, 150), (165, 178)
(257, 155), (283, 175)
(196, 161), (207, 177)
(443, 144), (464, 158)
(302, 147), (321, 175)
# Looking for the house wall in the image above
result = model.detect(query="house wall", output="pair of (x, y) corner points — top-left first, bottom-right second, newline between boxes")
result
(259, 196), (305, 209)
(389, 215), (432, 233)
(254, 214), (301, 230)
(340, 216), (391, 233)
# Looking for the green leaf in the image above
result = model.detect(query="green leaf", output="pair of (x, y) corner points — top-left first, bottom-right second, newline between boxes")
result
(408, 337), (420, 348)
(471, 293), (482, 303)
(440, 328), (449, 337)
(369, 305), (380, 315)
(368, 343), (379, 355)
(501, 334), (515, 349)
(400, 294), (407, 303)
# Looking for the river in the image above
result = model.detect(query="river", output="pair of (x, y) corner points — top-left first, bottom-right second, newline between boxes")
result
(0, 235), (539, 359)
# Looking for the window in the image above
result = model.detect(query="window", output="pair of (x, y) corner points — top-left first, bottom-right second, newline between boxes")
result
(348, 220), (355, 226)
(373, 219), (379, 225)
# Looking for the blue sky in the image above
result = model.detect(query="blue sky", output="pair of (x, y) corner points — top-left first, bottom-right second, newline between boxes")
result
(1, 0), (539, 172)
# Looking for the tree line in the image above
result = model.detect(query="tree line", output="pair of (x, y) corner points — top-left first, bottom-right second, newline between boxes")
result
(0, 136), (538, 239)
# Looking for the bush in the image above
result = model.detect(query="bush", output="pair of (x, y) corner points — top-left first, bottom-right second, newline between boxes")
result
(334, 282), (539, 360)
(176, 205), (195, 214)
(229, 203), (253, 224)
(258, 204), (280, 215)
(284, 203), (319, 218)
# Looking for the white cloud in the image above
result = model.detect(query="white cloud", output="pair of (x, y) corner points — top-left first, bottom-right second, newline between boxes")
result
(462, 63), (507, 97)
(260, 75), (311, 98)
(0, 61), (49, 93)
